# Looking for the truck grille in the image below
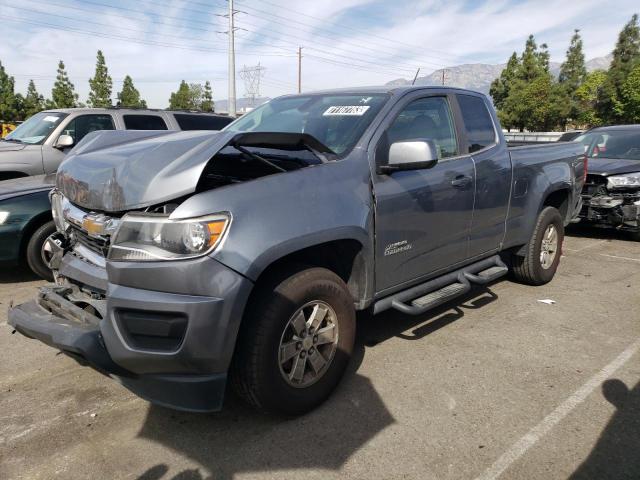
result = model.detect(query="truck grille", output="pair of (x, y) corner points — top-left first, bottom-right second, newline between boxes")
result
(70, 225), (110, 257)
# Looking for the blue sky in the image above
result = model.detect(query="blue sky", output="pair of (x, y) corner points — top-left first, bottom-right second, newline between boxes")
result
(0, 0), (638, 109)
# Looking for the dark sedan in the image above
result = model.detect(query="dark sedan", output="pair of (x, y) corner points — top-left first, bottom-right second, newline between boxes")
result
(575, 125), (640, 240)
(0, 175), (55, 278)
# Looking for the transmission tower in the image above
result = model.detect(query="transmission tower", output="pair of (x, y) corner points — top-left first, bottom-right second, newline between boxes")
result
(239, 63), (266, 109)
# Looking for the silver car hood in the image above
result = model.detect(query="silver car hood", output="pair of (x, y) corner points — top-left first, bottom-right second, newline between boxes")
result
(56, 129), (237, 212)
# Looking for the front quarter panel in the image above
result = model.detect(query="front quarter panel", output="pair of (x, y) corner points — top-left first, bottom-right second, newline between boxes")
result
(170, 154), (374, 284)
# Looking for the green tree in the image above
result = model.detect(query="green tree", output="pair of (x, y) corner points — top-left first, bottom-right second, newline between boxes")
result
(88, 50), (113, 107)
(51, 60), (79, 108)
(598, 14), (640, 122)
(520, 35), (549, 81)
(116, 75), (147, 108)
(0, 60), (19, 121)
(23, 80), (46, 118)
(168, 81), (204, 110)
(492, 35), (559, 131)
(620, 63), (640, 122)
(169, 80), (191, 109)
(558, 29), (587, 125)
(201, 80), (214, 112)
(490, 53), (519, 109)
(575, 70), (607, 126)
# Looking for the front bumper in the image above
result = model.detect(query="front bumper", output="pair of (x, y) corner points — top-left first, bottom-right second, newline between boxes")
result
(8, 255), (253, 412)
(578, 198), (640, 231)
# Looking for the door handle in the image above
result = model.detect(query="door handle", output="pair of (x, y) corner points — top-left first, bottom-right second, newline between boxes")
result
(451, 175), (472, 188)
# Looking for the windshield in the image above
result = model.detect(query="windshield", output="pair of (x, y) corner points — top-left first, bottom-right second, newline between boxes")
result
(575, 130), (640, 160)
(4, 112), (68, 145)
(224, 93), (389, 156)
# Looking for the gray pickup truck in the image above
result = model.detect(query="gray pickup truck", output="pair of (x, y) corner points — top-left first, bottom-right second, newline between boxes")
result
(9, 87), (586, 415)
(0, 108), (232, 180)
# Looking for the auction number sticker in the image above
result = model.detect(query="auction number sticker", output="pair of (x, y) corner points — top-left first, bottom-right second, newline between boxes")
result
(323, 105), (370, 116)
(43, 116), (61, 122)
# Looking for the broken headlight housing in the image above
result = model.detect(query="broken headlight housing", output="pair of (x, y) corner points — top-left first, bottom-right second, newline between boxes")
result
(108, 213), (230, 261)
(607, 172), (640, 189)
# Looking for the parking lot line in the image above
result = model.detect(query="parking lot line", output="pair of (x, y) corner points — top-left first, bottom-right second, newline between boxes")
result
(597, 253), (640, 263)
(563, 239), (607, 253)
(473, 337), (640, 480)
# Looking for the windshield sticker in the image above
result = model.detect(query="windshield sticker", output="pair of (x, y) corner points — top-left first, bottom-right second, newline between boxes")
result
(323, 105), (370, 116)
(43, 116), (60, 123)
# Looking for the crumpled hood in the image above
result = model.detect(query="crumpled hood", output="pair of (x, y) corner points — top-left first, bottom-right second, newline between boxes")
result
(587, 157), (640, 176)
(0, 174), (55, 202)
(56, 129), (237, 212)
(0, 140), (27, 152)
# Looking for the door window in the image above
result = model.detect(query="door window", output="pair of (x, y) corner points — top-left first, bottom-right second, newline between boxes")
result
(63, 114), (115, 144)
(456, 94), (497, 153)
(174, 114), (233, 130)
(123, 115), (168, 130)
(386, 97), (458, 159)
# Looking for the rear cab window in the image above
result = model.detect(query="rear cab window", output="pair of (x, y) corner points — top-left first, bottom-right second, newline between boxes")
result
(123, 115), (168, 130)
(456, 94), (497, 153)
(174, 114), (233, 131)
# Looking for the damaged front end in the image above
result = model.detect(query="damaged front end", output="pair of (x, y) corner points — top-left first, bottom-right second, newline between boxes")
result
(9, 129), (334, 411)
(579, 173), (640, 233)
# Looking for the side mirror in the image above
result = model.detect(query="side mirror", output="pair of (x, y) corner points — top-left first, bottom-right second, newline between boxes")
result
(55, 134), (74, 149)
(378, 139), (439, 174)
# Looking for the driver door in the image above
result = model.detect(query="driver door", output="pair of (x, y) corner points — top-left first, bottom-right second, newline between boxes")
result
(371, 94), (475, 293)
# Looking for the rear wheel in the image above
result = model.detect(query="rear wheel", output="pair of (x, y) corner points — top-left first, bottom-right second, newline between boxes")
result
(25, 221), (56, 280)
(512, 207), (564, 285)
(630, 230), (640, 242)
(231, 267), (356, 416)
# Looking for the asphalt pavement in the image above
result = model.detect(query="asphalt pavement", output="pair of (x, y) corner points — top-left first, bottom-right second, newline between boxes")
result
(1, 226), (639, 480)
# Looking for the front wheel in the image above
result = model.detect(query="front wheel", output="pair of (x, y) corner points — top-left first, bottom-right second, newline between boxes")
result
(511, 206), (564, 286)
(231, 267), (356, 416)
(25, 220), (56, 280)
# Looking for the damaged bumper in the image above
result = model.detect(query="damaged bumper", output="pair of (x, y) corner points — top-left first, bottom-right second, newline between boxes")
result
(579, 196), (640, 231)
(8, 256), (253, 412)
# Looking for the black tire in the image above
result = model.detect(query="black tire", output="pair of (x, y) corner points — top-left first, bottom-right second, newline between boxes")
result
(511, 206), (564, 286)
(231, 267), (356, 416)
(630, 230), (640, 242)
(25, 220), (56, 280)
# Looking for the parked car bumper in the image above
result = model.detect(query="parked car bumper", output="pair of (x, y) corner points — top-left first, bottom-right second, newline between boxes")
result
(8, 256), (253, 412)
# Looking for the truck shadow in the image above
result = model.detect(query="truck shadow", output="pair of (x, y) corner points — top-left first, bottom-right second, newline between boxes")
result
(569, 379), (640, 479)
(0, 265), (40, 284)
(565, 224), (636, 242)
(135, 339), (393, 480)
(134, 286), (497, 479)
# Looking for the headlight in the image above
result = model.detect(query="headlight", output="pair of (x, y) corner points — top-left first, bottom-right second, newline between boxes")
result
(0, 211), (9, 225)
(607, 172), (640, 189)
(108, 213), (230, 261)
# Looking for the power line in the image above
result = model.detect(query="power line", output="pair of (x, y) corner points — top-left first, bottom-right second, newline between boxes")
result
(1, 15), (291, 57)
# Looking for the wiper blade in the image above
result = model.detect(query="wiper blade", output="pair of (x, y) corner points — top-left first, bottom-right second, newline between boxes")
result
(232, 143), (287, 173)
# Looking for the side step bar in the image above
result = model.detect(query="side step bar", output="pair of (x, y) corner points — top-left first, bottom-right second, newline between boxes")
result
(373, 255), (508, 316)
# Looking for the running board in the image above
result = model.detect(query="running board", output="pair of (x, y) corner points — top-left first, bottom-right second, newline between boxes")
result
(373, 255), (508, 316)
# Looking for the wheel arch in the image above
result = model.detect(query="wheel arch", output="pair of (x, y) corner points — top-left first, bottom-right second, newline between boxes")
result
(248, 238), (371, 310)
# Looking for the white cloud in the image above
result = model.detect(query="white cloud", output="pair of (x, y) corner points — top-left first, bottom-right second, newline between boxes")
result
(0, 0), (637, 108)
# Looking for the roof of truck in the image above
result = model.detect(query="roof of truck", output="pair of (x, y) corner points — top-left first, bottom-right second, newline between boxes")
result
(297, 85), (486, 96)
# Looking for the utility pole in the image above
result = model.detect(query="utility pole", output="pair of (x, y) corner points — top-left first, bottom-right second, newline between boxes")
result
(297, 47), (303, 93)
(411, 68), (421, 85)
(228, 0), (236, 117)
(441, 69), (450, 86)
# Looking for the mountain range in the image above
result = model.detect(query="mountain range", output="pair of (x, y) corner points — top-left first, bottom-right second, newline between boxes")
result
(386, 55), (613, 94)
